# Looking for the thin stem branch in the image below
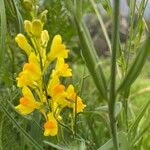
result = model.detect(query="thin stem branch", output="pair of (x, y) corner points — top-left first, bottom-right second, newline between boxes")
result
(89, 0), (111, 53)
(109, 0), (120, 150)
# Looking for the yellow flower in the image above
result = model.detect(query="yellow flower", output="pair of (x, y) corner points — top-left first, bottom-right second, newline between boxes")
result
(15, 86), (41, 115)
(74, 97), (86, 113)
(15, 33), (33, 56)
(47, 76), (60, 96)
(52, 58), (72, 77)
(47, 35), (69, 63)
(66, 84), (86, 113)
(47, 76), (67, 108)
(44, 113), (58, 136)
(16, 53), (41, 87)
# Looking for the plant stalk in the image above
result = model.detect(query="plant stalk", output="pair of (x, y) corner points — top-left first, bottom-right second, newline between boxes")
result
(109, 0), (120, 150)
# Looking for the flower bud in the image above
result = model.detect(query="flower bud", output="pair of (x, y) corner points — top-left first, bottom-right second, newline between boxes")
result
(24, 20), (32, 35)
(40, 10), (48, 23)
(15, 33), (32, 55)
(23, 0), (33, 11)
(41, 30), (49, 46)
(32, 19), (43, 37)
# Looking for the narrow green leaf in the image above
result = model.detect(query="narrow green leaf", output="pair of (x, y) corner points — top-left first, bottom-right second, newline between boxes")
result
(117, 35), (150, 92)
(90, 0), (111, 53)
(130, 121), (150, 148)
(44, 140), (69, 150)
(97, 0), (112, 16)
(0, 0), (7, 66)
(129, 99), (150, 136)
(12, 0), (23, 32)
(65, 0), (107, 100)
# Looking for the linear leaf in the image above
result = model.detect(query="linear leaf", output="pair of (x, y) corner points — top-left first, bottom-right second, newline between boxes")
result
(0, 0), (7, 66)
(44, 140), (69, 150)
(65, 1), (107, 99)
(129, 99), (150, 136)
(117, 35), (150, 92)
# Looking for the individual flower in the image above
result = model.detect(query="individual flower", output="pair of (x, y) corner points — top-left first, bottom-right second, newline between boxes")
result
(44, 113), (58, 136)
(15, 86), (41, 115)
(16, 53), (41, 87)
(66, 84), (86, 113)
(47, 35), (69, 63)
(52, 58), (72, 77)
(47, 76), (67, 108)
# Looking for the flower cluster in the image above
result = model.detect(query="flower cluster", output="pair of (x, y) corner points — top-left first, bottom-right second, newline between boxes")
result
(15, 19), (86, 136)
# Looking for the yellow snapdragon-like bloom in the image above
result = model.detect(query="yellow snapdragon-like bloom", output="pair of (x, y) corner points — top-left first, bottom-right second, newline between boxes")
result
(15, 33), (33, 56)
(17, 53), (41, 87)
(47, 35), (69, 63)
(47, 76), (67, 108)
(15, 86), (41, 115)
(47, 76), (60, 96)
(66, 84), (86, 113)
(52, 58), (72, 77)
(44, 113), (58, 136)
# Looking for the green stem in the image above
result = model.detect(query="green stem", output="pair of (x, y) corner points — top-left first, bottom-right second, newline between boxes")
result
(33, 38), (51, 112)
(109, 0), (120, 150)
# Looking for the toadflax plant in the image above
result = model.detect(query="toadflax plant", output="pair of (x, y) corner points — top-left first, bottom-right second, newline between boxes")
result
(15, 17), (86, 137)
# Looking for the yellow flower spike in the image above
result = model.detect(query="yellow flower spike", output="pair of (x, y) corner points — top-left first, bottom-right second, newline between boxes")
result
(24, 20), (32, 35)
(44, 113), (58, 136)
(41, 30), (49, 47)
(47, 35), (69, 63)
(15, 86), (41, 115)
(31, 19), (43, 37)
(15, 33), (32, 56)
(52, 58), (72, 77)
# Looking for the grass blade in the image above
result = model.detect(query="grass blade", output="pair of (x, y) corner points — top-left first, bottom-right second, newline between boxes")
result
(0, 0), (7, 66)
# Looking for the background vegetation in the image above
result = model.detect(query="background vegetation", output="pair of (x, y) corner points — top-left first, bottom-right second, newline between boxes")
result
(0, 0), (150, 149)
